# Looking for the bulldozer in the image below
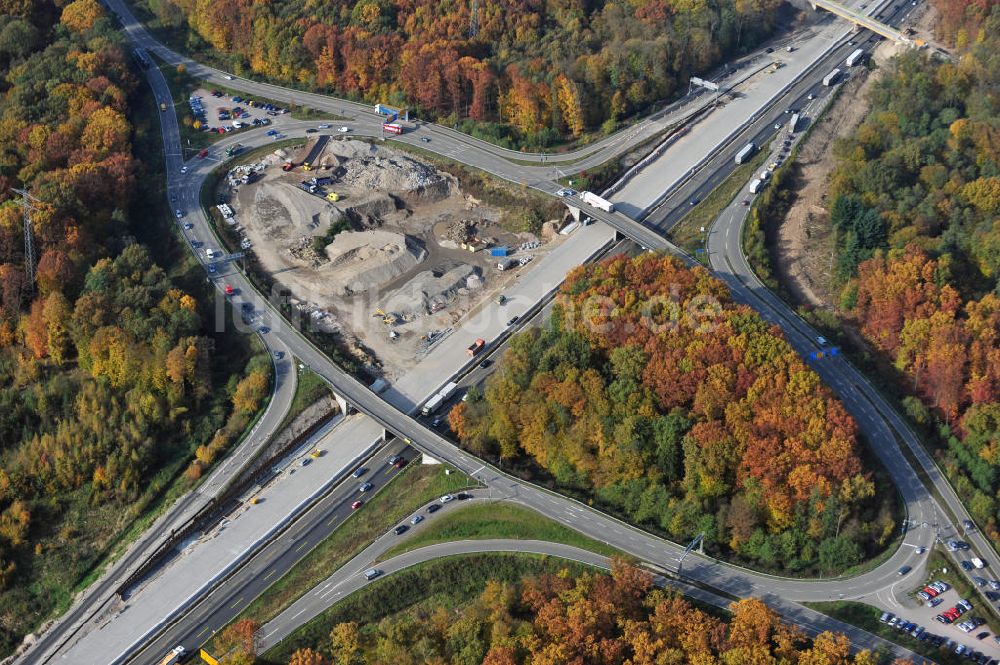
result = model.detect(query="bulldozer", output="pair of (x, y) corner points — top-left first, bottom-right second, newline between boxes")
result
(372, 308), (397, 325)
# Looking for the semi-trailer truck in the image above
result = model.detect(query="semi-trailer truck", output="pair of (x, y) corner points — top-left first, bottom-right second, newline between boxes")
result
(581, 191), (615, 213)
(438, 381), (459, 400)
(789, 113), (801, 133)
(735, 142), (756, 164)
(421, 393), (445, 416)
(748, 179), (763, 194)
(823, 68), (841, 86)
(845, 48), (865, 67)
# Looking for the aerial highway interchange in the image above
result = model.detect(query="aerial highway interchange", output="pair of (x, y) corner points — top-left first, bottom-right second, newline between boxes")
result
(17, 0), (997, 663)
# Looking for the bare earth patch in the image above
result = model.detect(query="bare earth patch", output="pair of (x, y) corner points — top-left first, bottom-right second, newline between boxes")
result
(774, 39), (904, 308)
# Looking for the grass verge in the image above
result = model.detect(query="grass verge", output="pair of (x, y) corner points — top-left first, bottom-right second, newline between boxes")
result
(804, 600), (967, 665)
(379, 501), (621, 561)
(257, 553), (598, 665)
(669, 149), (769, 254)
(278, 366), (333, 431)
(231, 463), (475, 628)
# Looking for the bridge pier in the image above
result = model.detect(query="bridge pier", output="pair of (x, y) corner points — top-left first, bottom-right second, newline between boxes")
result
(565, 204), (582, 223)
(331, 392), (351, 416)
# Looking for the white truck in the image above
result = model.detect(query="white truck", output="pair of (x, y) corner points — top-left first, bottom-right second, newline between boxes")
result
(581, 191), (615, 213)
(735, 142), (756, 165)
(823, 68), (841, 86)
(421, 393), (445, 416)
(438, 381), (459, 401)
(845, 48), (865, 67)
(748, 179), (764, 194)
(789, 113), (801, 133)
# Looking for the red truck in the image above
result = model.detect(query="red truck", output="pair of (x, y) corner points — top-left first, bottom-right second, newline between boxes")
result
(467, 338), (485, 356)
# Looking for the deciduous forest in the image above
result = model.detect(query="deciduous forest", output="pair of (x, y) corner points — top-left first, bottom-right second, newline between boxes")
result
(136, 0), (784, 147)
(0, 0), (266, 655)
(278, 561), (901, 665)
(450, 254), (895, 574)
(827, 2), (1000, 545)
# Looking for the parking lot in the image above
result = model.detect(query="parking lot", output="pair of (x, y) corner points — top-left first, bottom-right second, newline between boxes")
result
(884, 568), (1000, 663)
(186, 87), (289, 137)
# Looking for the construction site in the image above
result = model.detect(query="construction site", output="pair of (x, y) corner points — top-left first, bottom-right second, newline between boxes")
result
(218, 136), (568, 375)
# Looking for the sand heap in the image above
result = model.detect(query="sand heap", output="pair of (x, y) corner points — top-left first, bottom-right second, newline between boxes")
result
(324, 229), (426, 296)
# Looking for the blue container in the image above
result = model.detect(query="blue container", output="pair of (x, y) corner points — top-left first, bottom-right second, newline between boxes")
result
(490, 247), (508, 257)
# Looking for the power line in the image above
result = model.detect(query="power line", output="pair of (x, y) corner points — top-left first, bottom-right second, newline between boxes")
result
(10, 188), (40, 291)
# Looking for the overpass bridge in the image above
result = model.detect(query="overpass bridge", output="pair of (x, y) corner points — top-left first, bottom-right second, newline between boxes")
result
(810, 0), (911, 43)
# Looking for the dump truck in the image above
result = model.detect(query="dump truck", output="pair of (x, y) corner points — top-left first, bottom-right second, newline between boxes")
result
(157, 646), (185, 665)
(581, 191), (615, 213)
(467, 338), (485, 356)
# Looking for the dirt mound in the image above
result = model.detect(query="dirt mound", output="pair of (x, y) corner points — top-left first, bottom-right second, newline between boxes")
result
(382, 264), (482, 315)
(327, 140), (456, 200)
(324, 229), (426, 296)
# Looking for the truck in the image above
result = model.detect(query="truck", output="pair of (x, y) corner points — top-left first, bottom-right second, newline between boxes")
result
(788, 113), (801, 133)
(845, 48), (865, 67)
(467, 338), (485, 356)
(421, 393), (445, 416)
(438, 381), (459, 401)
(375, 103), (400, 116)
(382, 123), (404, 135)
(748, 178), (764, 194)
(157, 646), (186, 665)
(581, 191), (615, 213)
(735, 142), (756, 165)
(822, 68), (841, 86)
(972, 557), (985, 569)
(497, 258), (515, 271)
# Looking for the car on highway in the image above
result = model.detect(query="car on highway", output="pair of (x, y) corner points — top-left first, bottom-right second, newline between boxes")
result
(257, 326), (269, 334)
(207, 264), (216, 274)
(916, 546), (926, 554)
(351, 467), (367, 478)
(773, 123), (781, 130)
(479, 359), (493, 369)
(175, 209), (183, 218)
(964, 519), (976, 531)
(223, 74), (234, 80)
(394, 456), (408, 469)
(741, 199), (750, 206)
(180, 166), (188, 174)
(420, 137), (431, 142)
(765, 46), (773, 53)
(431, 417), (442, 428)
(410, 514), (424, 525)
(273, 351), (283, 360)
(299, 458), (311, 467)
(990, 580), (1000, 590)
(426, 503), (440, 513)
(689, 197), (700, 206)
(962, 560), (975, 571)
(359, 482), (373, 492)
(183, 223), (193, 230)
(351, 500), (363, 509)
(393, 525), (408, 535)
(224, 284), (234, 295)
(318, 124), (331, 129)
(306, 128), (317, 133)
(387, 454), (402, 466)
(338, 127), (350, 133)
(457, 492), (473, 500)
(807, 93), (816, 100)
(440, 494), (455, 503)
(507, 316), (519, 326)
(363, 568), (381, 580)
(556, 188), (576, 197)
(898, 565), (911, 575)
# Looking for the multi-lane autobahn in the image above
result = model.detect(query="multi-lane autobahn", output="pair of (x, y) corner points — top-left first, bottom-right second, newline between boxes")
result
(23, 0), (997, 663)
